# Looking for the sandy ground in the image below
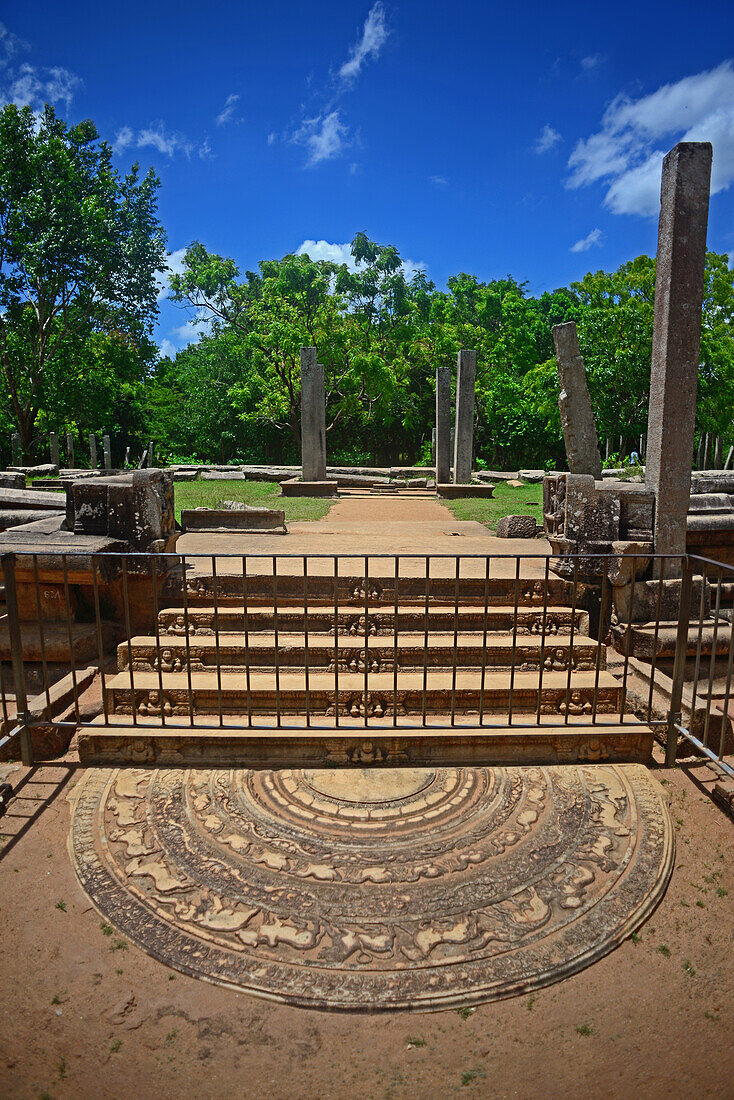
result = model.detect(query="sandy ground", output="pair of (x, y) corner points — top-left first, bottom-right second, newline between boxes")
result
(179, 496), (552, 579)
(0, 758), (732, 1100)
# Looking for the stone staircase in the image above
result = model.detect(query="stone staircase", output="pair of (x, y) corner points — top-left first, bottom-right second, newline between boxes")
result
(77, 566), (653, 766)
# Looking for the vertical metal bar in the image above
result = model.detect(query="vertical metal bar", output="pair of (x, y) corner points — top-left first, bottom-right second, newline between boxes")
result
(303, 556), (310, 728)
(422, 556), (430, 725)
(536, 558), (551, 725)
(691, 575), (707, 708)
(120, 557), (137, 726)
(61, 554), (81, 724)
(211, 556), (224, 726)
(91, 555), (109, 725)
(479, 556), (490, 727)
(507, 556), (520, 725)
(150, 556), (166, 728)
(333, 556), (340, 728)
(666, 558), (694, 766)
(450, 556), (459, 726)
(702, 565), (723, 749)
(273, 556), (281, 727)
(592, 568), (610, 724)
(563, 558), (579, 726)
(718, 591), (734, 760)
(620, 556), (637, 723)
(241, 556), (252, 727)
(646, 556), (666, 724)
(363, 555), (369, 728)
(179, 555), (195, 725)
(32, 554), (51, 714)
(393, 556), (399, 726)
(1, 553), (32, 766)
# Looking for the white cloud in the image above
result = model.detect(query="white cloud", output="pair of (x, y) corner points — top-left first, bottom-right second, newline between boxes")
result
(567, 61), (734, 215)
(113, 123), (208, 159)
(296, 238), (426, 280)
(581, 54), (603, 72)
(267, 131), (277, 145)
(113, 125), (134, 154)
(216, 93), (240, 126)
(2, 59), (82, 112)
(570, 228), (604, 253)
(292, 110), (348, 165)
(339, 2), (389, 82)
(156, 247), (188, 301)
(158, 339), (178, 359)
(0, 23), (26, 70)
(535, 124), (562, 154)
(430, 175), (448, 186)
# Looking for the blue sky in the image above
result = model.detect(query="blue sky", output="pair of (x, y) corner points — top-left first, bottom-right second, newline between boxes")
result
(2, 0), (734, 356)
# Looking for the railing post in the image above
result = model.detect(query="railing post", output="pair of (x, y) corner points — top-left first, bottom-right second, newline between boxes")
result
(1, 553), (33, 766)
(666, 556), (693, 766)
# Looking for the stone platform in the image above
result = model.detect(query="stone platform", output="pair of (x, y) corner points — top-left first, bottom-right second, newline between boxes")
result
(68, 762), (673, 1010)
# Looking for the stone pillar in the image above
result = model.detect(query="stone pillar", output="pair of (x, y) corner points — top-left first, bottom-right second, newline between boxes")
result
(453, 350), (476, 484)
(435, 364), (451, 484)
(66, 432), (74, 468)
(645, 142), (712, 575)
(552, 322), (602, 480)
(148, 441), (154, 468)
(89, 434), (97, 469)
(103, 434), (112, 470)
(11, 432), (21, 466)
(49, 432), (59, 467)
(300, 347), (326, 482)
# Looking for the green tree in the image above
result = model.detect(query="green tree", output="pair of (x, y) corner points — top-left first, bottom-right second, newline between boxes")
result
(0, 103), (166, 452)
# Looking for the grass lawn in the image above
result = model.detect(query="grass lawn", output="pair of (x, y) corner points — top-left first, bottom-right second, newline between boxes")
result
(441, 481), (544, 531)
(173, 479), (335, 524)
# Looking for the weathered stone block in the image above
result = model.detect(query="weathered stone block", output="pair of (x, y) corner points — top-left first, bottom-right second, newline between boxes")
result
(613, 575), (710, 624)
(67, 470), (177, 553)
(0, 473), (26, 490)
(606, 542), (654, 587)
(553, 321), (602, 479)
(496, 515), (538, 539)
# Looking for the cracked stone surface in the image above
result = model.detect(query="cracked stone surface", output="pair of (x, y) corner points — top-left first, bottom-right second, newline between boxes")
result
(68, 763), (673, 1011)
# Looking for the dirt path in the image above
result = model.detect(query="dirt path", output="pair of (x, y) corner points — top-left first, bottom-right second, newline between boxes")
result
(180, 494), (551, 578)
(0, 758), (732, 1100)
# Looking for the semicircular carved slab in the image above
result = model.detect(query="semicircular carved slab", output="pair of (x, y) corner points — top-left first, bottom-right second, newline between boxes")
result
(68, 763), (673, 1011)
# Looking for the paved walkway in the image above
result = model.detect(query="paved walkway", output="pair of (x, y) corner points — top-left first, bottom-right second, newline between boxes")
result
(180, 495), (551, 578)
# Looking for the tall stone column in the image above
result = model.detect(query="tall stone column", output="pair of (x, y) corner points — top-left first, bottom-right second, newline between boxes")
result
(11, 433), (21, 466)
(49, 432), (59, 467)
(300, 347), (326, 482)
(103, 434), (112, 470)
(645, 142), (712, 576)
(435, 365), (451, 484)
(89, 434), (97, 469)
(453, 350), (476, 484)
(552, 321), (602, 480)
(66, 432), (74, 468)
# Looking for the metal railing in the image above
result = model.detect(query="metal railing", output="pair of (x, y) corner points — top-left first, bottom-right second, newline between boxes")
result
(0, 548), (731, 775)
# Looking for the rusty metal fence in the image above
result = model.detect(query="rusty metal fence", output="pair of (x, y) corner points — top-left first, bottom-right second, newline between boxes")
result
(0, 549), (731, 776)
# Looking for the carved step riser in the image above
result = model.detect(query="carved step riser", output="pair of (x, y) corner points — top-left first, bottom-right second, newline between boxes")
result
(119, 645), (603, 676)
(173, 577), (572, 607)
(107, 686), (621, 720)
(157, 610), (589, 636)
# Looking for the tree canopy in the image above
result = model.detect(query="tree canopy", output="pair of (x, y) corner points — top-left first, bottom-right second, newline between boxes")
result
(2, 106), (733, 471)
(0, 103), (166, 455)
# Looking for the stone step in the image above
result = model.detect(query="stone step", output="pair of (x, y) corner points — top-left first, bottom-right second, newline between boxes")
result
(104, 669), (622, 719)
(611, 619), (734, 660)
(119, 631), (602, 674)
(77, 713), (652, 768)
(157, 604), (589, 637)
(174, 573), (571, 607)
